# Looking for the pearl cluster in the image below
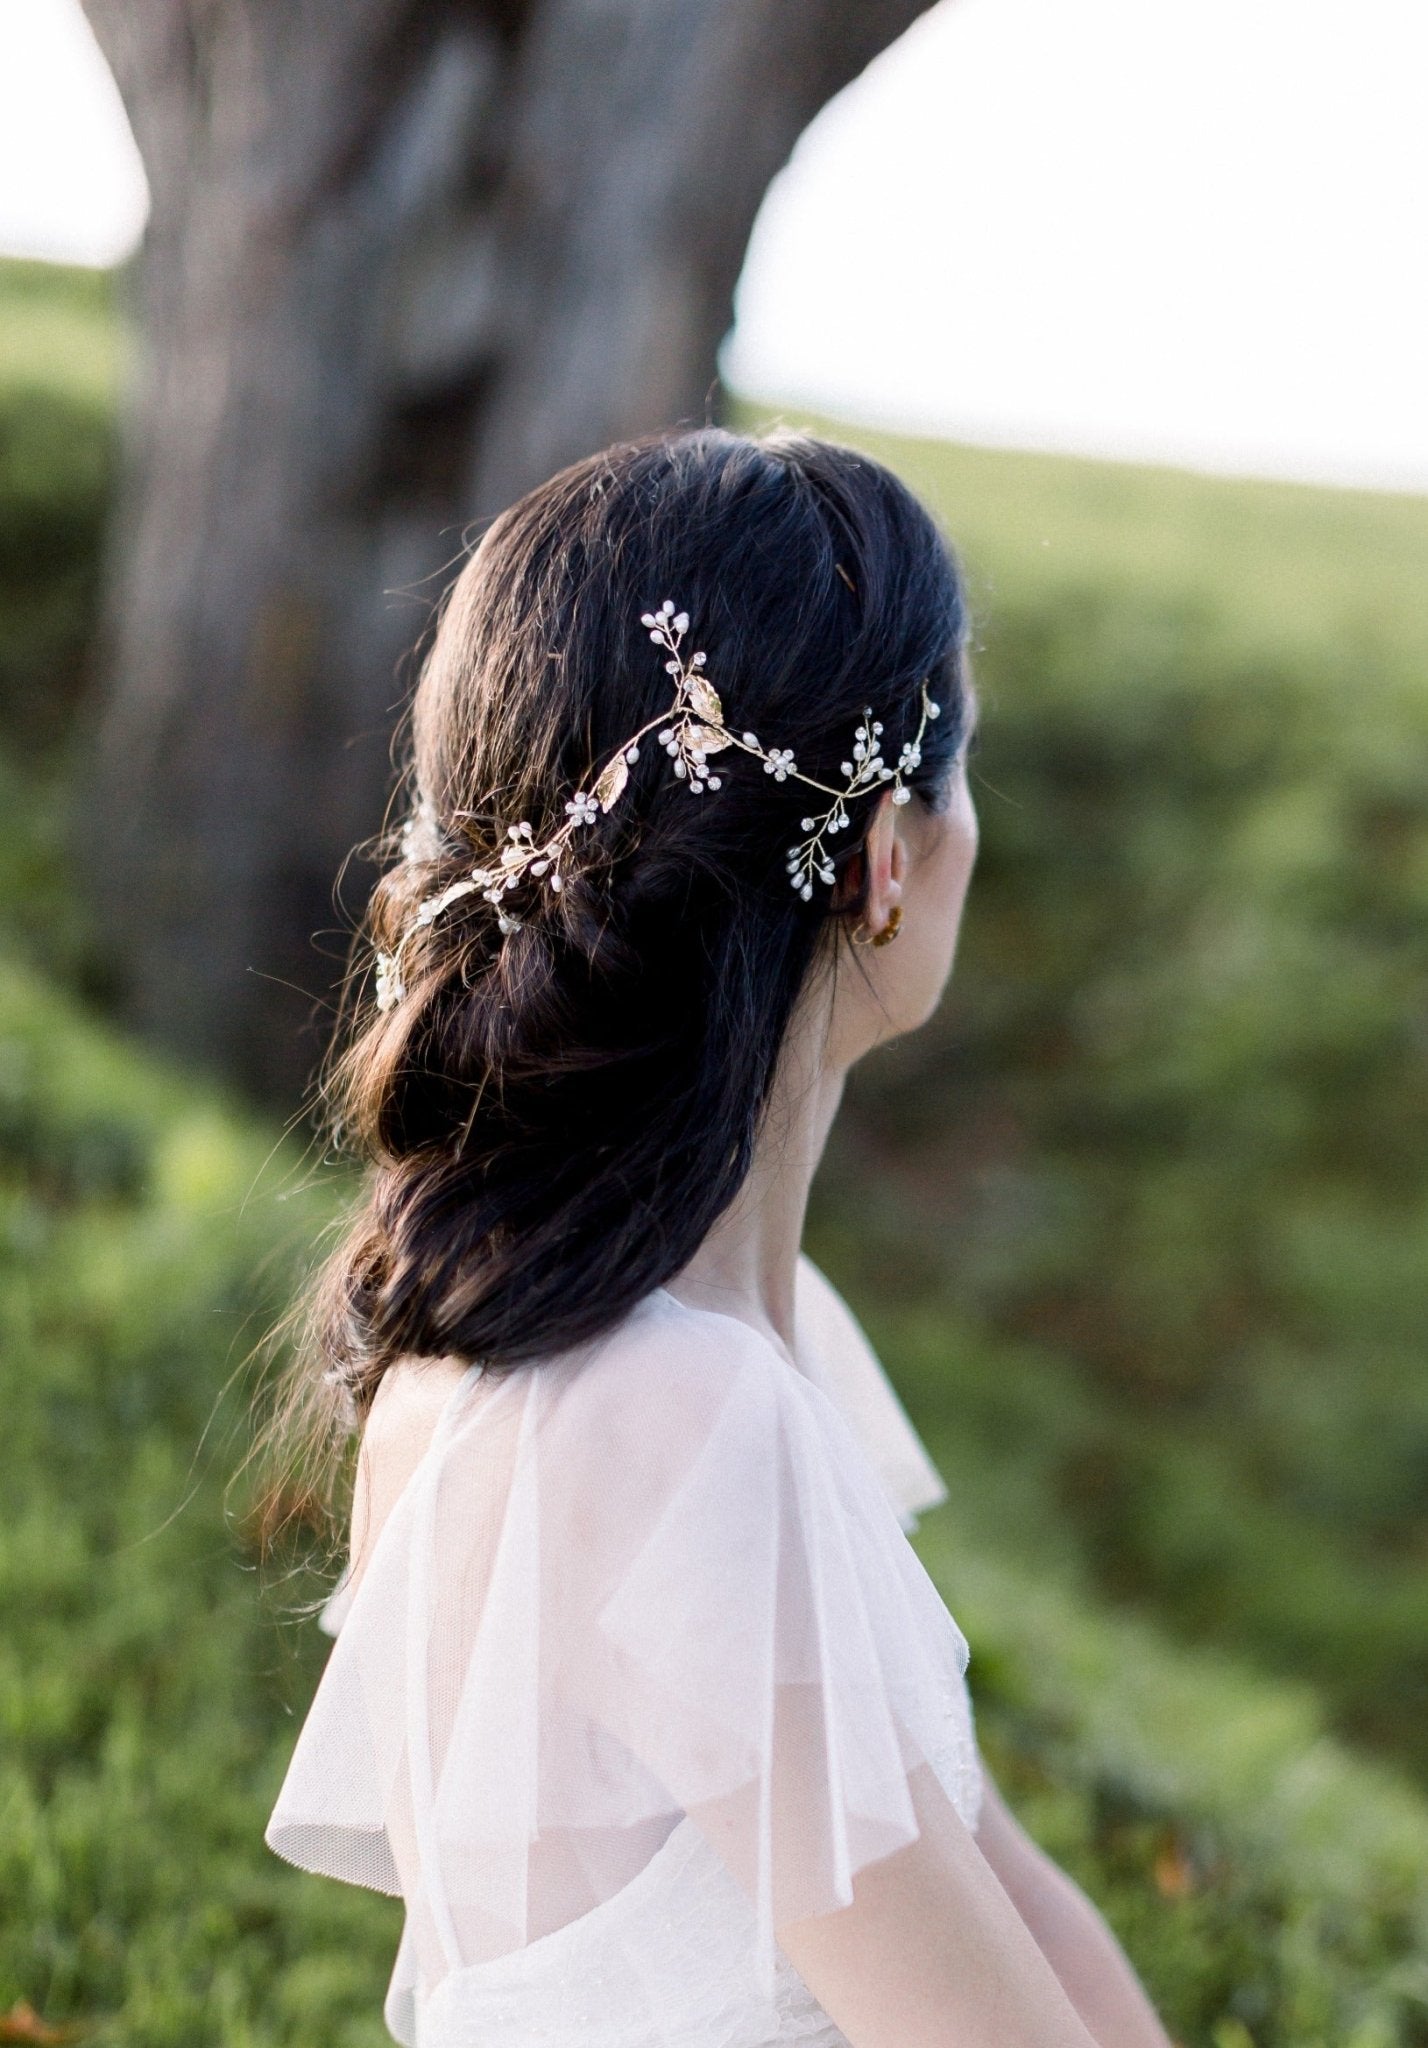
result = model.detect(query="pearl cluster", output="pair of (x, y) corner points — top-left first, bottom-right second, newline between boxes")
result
(372, 599), (941, 1008)
(781, 697), (940, 902)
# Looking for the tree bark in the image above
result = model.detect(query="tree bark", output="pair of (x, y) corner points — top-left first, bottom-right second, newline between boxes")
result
(80, 0), (936, 1105)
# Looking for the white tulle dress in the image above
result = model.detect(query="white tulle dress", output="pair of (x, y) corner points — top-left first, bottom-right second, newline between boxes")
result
(265, 1255), (983, 2047)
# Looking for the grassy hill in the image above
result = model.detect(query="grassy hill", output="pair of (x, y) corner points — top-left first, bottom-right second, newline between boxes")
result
(730, 395), (1428, 673)
(3, 258), (1427, 2042)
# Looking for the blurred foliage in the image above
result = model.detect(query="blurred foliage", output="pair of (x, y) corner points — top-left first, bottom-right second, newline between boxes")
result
(2, 262), (1426, 2040)
(918, 1500), (1428, 2047)
(0, 953), (400, 2046)
(0, 260), (122, 755)
(733, 404), (1428, 1785)
(3, 954), (1426, 2045)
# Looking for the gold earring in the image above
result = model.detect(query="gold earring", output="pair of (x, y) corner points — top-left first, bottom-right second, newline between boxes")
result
(871, 905), (903, 947)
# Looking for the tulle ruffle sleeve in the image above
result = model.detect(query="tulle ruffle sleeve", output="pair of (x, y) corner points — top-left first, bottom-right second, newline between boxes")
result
(265, 1288), (982, 2017)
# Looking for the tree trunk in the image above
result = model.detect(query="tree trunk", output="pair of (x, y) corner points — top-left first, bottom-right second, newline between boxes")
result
(80, 0), (935, 1106)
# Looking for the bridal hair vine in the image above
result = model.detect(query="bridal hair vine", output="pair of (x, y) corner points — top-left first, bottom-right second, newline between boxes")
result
(373, 599), (940, 1010)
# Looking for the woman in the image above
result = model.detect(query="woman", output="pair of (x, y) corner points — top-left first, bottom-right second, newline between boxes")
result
(264, 426), (1173, 2047)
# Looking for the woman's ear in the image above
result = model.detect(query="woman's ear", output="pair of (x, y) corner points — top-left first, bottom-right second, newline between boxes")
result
(861, 791), (905, 930)
(832, 792), (908, 926)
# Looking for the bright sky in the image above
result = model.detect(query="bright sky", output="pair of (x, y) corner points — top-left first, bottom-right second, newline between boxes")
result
(3, 0), (1425, 494)
(0, 0), (146, 268)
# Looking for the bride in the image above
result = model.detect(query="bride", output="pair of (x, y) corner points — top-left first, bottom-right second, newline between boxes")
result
(263, 425), (1172, 2048)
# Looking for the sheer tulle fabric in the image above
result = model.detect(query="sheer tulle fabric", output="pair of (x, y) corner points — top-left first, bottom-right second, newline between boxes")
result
(266, 1266), (982, 2045)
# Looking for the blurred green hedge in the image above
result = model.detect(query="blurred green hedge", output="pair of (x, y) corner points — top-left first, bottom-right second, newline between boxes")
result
(736, 409), (1428, 1787)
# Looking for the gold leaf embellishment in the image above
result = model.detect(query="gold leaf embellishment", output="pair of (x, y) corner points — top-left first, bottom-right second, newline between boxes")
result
(686, 723), (732, 755)
(686, 676), (725, 725)
(594, 755), (629, 811)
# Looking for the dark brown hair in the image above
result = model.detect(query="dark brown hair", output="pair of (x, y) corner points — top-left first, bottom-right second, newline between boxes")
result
(259, 425), (970, 1540)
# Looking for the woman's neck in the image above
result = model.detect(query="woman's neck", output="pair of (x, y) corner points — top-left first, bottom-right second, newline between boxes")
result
(662, 986), (846, 1363)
